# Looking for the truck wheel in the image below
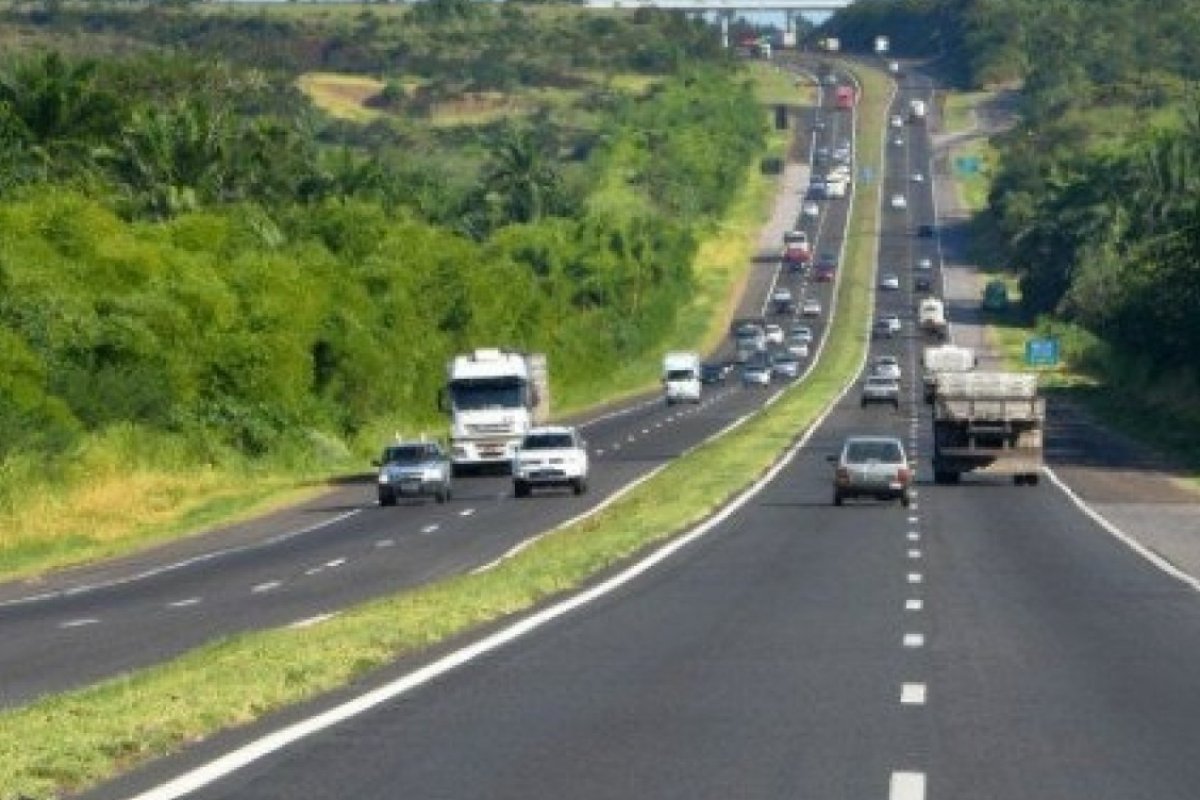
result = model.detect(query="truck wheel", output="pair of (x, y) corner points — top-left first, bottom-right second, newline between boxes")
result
(1027, 473), (1040, 486)
(900, 492), (911, 508)
(933, 470), (958, 485)
(378, 491), (396, 507)
(573, 477), (588, 496)
(833, 491), (844, 507)
(436, 485), (449, 504)
(514, 480), (530, 498)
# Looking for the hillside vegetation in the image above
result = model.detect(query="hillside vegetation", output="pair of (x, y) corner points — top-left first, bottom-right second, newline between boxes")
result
(0, 3), (770, 575)
(828, 0), (1200, 461)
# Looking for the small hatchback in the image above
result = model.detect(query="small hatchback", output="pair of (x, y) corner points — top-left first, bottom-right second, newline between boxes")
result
(830, 436), (913, 507)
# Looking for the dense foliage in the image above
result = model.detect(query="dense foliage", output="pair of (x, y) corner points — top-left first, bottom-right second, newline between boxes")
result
(826, 0), (1200, 380)
(0, 5), (764, 482)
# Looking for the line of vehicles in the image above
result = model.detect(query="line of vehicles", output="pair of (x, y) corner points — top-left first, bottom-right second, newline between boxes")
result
(376, 79), (1044, 515)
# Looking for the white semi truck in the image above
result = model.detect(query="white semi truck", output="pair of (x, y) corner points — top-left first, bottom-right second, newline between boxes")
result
(442, 348), (549, 473)
(918, 297), (948, 340)
(931, 372), (1044, 485)
(662, 351), (702, 405)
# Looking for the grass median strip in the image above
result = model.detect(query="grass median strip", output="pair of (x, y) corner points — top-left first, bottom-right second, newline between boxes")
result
(0, 62), (888, 800)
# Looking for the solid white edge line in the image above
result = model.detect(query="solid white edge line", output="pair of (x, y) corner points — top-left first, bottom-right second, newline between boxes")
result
(124, 265), (872, 800)
(0, 509), (363, 609)
(1045, 466), (1200, 593)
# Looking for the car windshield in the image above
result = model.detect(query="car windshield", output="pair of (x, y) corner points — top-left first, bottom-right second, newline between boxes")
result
(666, 369), (694, 381)
(866, 377), (895, 387)
(449, 377), (526, 411)
(845, 440), (904, 463)
(523, 433), (574, 450)
(383, 445), (433, 465)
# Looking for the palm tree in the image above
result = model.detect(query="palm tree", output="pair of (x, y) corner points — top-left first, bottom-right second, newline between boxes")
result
(481, 124), (561, 225)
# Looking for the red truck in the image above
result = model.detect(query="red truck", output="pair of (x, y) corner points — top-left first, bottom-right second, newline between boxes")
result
(835, 85), (855, 110)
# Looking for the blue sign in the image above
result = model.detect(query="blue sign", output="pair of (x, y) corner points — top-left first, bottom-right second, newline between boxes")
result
(1025, 337), (1060, 367)
(954, 156), (982, 175)
(860, 167), (874, 184)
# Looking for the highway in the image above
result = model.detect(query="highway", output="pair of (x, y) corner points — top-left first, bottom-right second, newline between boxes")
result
(79, 67), (1200, 800)
(0, 74), (855, 710)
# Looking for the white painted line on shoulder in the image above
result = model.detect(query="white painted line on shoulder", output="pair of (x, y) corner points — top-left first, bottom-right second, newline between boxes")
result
(289, 613), (337, 629)
(900, 683), (927, 705)
(117, 316), (860, 800)
(890, 771), (926, 800)
(907, 515), (919, 524)
(903, 633), (925, 648)
(905, 598), (923, 611)
(167, 598), (201, 609)
(0, 508), (364, 610)
(1046, 466), (1200, 593)
(907, 573), (923, 584)
(60, 618), (100, 629)
(252, 581), (282, 594)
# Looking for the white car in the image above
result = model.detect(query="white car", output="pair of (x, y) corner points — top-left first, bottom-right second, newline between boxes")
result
(764, 323), (785, 345)
(875, 314), (902, 338)
(911, 172), (925, 183)
(871, 355), (902, 380)
(786, 337), (810, 358)
(771, 286), (794, 305)
(890, 114), (903, 128)
(802, 201), (820, 219)
(801, 298), (822, 318)
(879, 273), (901, 290)
(915, 257), (933, 271)
(513, 426), (589, 497)
(890, 193), (907, 210)
(742, 358), (773, 387)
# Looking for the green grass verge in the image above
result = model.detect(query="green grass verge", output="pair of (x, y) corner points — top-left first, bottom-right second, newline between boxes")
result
(0, 62), (888, 800)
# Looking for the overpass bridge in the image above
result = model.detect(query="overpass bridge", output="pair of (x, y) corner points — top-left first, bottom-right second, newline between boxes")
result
(583, 0), (853, 11)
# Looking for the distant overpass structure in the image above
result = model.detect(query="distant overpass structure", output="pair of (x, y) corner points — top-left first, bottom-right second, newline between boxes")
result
(582, 0), (853, 12)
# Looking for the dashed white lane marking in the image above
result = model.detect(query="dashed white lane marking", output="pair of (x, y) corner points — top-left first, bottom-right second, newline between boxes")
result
(907, 549), (922, 559)
(60, 618), (100, 629)
(642, 428), (651, 434)
(626, 435), (636, 443)
(611, 443), (621, 450)
(595, 449), (605, 456)
(907, 516), (919, 524)
(421, 524), (439, 535)
(458, 508), (475, 517)
(900, 683), (927, 705)
(375, 539), (395, 548)
(903, 633), (925, 648)
(0, 509), (364, 610)
(906, 598), (923, 611)
(288, 613), (336, 629)
(251, 581), (281, 594)
(305, 567), (323, 576)
(325, 558), (346, 568)
(907, 531), (920, 541)
(167, 598), (201, 609)
(890, 771), (926, 800)
(909, 503), (919, 511)
(907, 573), (923, 584)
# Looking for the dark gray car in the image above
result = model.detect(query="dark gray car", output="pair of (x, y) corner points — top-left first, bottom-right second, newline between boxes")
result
(375, 441), (452, 506)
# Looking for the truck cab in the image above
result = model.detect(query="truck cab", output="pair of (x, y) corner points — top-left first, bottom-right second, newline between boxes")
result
(443, 349), (548, 472)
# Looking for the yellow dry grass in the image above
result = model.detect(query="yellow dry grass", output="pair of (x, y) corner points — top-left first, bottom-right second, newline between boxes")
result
(296, 72), (386, 122)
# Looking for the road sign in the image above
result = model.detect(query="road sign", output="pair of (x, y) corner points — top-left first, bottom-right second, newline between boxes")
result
(1025, 337), (1060, 367)
(954, 156), (982, 175)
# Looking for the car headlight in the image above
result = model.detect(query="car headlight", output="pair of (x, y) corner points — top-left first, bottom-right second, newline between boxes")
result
(423, 468), (443, 481)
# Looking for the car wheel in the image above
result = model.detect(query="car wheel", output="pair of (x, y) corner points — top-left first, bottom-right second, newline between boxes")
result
(1013, 474), (1025, 486)
(1026, 473), (1040, 486)
(378, 491), (396, 507)
(514, 480), (530, 498)
(573, 477), (588, 495)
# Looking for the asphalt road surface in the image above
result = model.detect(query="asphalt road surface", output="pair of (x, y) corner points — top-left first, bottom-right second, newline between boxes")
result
(77, 66), (1200, 800)
(0, 73), (858, 710)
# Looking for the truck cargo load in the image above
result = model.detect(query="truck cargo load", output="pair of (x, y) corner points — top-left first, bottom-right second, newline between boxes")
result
(932, 372), (1044, 485)
(908, 99), (927, 122)
(922, 344), (976, 403)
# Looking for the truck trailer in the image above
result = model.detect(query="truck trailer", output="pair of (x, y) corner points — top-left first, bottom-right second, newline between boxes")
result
(442, 348), (549, 473)
(921, 344), (976, 403)
(931, 372), (1044, 485)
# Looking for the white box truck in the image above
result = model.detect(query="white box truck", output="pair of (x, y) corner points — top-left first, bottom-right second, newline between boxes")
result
(441, 348), (549, 473)
(908, 99), (927, 122)
(662, 351), (702, 405)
